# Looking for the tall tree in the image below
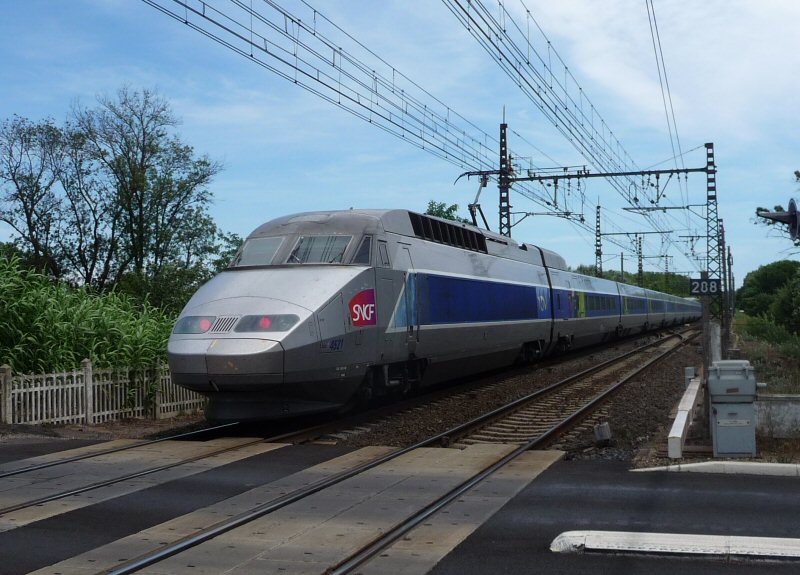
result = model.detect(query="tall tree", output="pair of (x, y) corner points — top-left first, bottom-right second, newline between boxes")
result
(0, 116), (65, 277)
(56, 124), (122, 288)
(737, 260), (800, 317)
(424, 200), (470, 223)
(1, 87), (228, 309)
(769, 270), (800, 334)
(71, 86), (221, 282)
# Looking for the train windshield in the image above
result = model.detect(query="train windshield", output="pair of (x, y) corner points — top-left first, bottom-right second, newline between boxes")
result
(286, 235), (352, 264)
(230, 237), (284, 267)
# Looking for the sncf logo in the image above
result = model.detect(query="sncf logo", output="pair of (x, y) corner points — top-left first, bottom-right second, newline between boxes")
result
(349, 289), (377, 326)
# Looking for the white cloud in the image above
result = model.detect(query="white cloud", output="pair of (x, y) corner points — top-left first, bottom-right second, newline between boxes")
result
(517, 0), (800, 149)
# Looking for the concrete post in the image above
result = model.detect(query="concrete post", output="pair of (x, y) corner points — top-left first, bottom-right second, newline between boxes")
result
(81, 358), (94, 425)
(709, 320), (722, 365)
(701, 278), (710, 433)
(684, 367), (696, 389)
(0, 365), (12, 424)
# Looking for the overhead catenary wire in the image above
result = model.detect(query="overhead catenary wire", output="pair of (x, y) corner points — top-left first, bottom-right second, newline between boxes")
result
(143, 0), (594, 223)
(141, 0), (705, 273)
(143, 0), (496, 171)
(646, 0), (689, 232)
(441, 0), (645, 202)
(440, 0), (707, 271)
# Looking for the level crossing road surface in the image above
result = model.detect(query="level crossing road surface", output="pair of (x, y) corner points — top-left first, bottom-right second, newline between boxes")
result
(1, 437), (799, 575)
(431, 459), (800, 575)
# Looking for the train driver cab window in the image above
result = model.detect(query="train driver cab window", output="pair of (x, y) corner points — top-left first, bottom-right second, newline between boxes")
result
(287, 235), (352, 264)
(351, 235), (372, 265)
(230, 236), (283, 267)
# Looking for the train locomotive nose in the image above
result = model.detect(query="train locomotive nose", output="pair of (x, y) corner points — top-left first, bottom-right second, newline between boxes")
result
(168, 338), (284, 391)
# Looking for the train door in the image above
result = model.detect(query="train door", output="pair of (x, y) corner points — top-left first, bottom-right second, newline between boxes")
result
(395, 245), (417, 349)
(374, 241), (418, 371)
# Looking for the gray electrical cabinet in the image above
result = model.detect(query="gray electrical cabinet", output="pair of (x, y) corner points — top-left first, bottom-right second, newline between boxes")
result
(708, 360), (759, 457)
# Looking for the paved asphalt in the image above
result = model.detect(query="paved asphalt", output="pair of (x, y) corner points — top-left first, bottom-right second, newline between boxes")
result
(432, 458), (800, 574)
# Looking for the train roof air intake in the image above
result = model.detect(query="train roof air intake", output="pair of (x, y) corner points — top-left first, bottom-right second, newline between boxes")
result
(408, 212), (488, 253)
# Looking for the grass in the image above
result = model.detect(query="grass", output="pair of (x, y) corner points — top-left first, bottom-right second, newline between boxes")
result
(1, 256), (174, 374)
(733, 313), (800, 394)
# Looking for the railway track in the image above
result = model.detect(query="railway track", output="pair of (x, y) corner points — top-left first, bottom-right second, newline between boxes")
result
(0, 422), (239, 480)
(0, 419), (357, 527)
(316, 328), (697, 449)
(14, 328), (697, 575)
(449, 328), (698, 449)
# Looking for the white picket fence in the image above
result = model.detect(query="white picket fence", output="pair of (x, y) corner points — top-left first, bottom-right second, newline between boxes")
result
(0, 359), (206, 425)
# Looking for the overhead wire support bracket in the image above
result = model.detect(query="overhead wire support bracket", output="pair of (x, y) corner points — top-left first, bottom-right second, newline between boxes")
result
(511, 165), (709, 185)
(510, 211), (582, 227)
(623, 203), (706, 213)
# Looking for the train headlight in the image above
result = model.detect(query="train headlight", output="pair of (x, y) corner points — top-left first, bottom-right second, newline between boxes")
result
(234, 314), (300, 332)
(173, 315), (216, 334)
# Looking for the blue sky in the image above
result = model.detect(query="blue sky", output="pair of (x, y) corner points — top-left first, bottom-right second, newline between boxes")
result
(1, 0), (798, 288)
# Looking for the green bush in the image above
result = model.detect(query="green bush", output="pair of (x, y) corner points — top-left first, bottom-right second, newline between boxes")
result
(768, 270), (800, 335)
(737, 260), (800, 317)
(0, 256), (173, 373)
(734, 313), (800, 394)
(738, 314), (795, 344)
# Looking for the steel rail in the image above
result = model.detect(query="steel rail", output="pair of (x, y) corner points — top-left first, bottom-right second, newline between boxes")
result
(438, 329), (692, 446)
(328, 329), (698, 574)
(0, 422), (240, 479)
(0, 419), (353, 517)
(100, 329), (693, 575)
(0, 436), (269, 516)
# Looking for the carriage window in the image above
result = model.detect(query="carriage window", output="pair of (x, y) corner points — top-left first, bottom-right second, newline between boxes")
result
(351, 235), (372, 265)
(286, 235), (352, 264)
(230, 236), (283, 267)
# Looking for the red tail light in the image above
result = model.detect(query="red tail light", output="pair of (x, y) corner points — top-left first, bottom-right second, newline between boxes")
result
(235, 314), (300, 332)
(173, 316), (216, 334)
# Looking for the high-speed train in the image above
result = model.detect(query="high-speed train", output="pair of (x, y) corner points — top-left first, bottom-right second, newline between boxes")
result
(167, 209), (700, 421)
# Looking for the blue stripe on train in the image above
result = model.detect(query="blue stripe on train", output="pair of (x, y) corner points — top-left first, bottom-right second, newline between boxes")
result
(394, 273), (548, 327)
(419, 274), (545, 324)
(390, 273), (697, 329)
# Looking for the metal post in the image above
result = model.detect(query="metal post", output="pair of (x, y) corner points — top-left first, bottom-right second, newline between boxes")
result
(82, 358), (94, 425)
(595, 205), (602, 277)
(498, 123), (511, 237)
(637, 234), (644, 287)
(705, 143), (722, 322)
(719, 220), (729, 358)
(701, 270), (710, 433)
(728, 247), (735, 313)
(701, 270), (711, 375)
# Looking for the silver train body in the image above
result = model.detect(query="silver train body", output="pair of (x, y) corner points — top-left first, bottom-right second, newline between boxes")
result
(168, 209), (701, 421)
